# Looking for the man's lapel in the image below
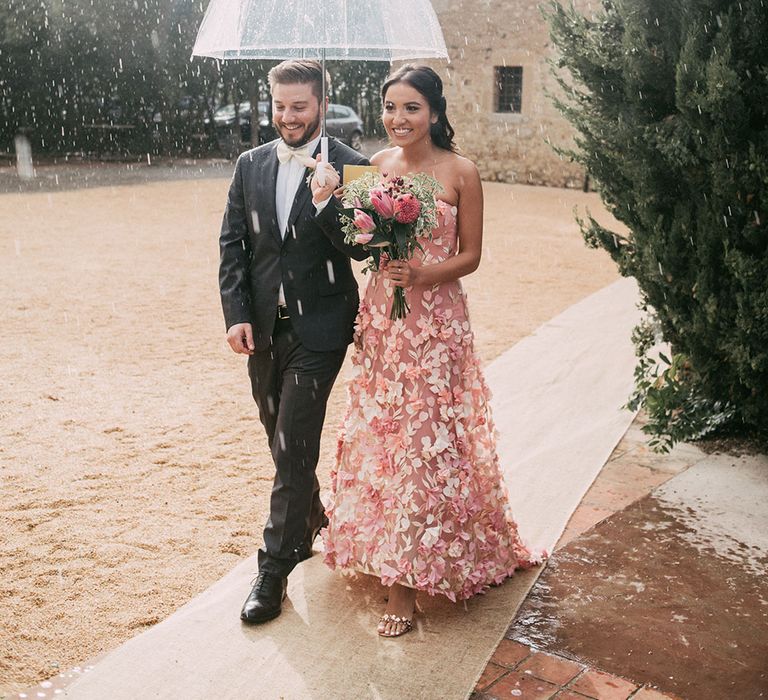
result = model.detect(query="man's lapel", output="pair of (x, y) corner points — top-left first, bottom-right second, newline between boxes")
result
(285, 139), (332, 240)
(260, 143), (281, 246)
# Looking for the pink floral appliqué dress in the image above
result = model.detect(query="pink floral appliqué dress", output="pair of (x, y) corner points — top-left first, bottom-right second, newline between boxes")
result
(323, 200), (542, 601)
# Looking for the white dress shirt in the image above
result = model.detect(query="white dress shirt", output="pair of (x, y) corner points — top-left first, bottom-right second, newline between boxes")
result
(274, 135), (330, 307)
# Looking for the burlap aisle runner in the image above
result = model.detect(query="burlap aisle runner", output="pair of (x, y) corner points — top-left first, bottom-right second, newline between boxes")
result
(487, 276), (642, 553)
(63, 278), (641, 700)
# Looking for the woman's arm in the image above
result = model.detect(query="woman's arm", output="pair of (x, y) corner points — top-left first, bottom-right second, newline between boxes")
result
(385, 158), (484, 288)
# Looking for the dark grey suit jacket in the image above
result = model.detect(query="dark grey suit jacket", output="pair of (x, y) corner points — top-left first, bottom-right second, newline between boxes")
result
(218, 137), (369, 352)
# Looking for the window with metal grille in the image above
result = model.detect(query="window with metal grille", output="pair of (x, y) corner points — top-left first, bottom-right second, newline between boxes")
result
(494, 66), (523, 113)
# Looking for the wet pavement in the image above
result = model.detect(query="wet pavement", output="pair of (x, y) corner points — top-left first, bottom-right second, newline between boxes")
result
(509, 493), (767, 699)
(473, 420), (768, 700)
(0, 158), (233, 194)
(0, 139), (385, 195)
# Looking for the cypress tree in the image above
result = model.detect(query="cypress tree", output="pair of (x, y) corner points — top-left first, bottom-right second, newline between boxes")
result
(544, 0), (768, 449)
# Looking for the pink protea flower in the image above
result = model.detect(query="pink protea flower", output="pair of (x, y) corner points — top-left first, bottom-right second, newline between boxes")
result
(353, 208), (375, 234)
(369, 187), (395, 218)
(354, 232), (374, 245)
(393, 193), (421, 224)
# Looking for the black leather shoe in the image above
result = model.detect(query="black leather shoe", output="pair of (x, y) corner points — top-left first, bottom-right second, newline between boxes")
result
(240, 572), (287, 624)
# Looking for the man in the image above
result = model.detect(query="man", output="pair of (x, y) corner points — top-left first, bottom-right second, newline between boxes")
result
(218, 59), (369, 623)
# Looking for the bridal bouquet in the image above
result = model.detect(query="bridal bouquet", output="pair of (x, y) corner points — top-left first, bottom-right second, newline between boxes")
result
(340, 171), (442, 319)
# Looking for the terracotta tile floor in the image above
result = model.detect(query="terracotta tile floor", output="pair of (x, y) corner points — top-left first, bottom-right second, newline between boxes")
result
(473, 640), (684, 700)
(472, 413), (694, 700)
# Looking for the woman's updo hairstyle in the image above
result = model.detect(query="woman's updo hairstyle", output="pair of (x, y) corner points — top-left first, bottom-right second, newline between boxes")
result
(381, 64), (456, 152)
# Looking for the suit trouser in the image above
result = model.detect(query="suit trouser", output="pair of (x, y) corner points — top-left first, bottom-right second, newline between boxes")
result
(247, 316), (347, 578)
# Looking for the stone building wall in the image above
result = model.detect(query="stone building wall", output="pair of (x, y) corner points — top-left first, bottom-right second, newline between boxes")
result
(427, 0), (593, 188)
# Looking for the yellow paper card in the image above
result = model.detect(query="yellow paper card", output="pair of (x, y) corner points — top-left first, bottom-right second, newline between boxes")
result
(343, 164), (380, 184)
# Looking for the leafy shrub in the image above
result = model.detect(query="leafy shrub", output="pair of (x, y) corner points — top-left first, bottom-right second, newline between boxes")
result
(545, 0), (768, 449)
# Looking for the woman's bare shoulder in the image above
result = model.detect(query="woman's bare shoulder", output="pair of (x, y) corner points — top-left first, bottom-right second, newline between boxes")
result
(448, 152), (480, 178)
(370, 148), (398, 167)
(438, 152), (480, 197)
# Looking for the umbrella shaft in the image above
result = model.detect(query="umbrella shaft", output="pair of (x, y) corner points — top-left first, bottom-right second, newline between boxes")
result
(321, 48), (327, 138)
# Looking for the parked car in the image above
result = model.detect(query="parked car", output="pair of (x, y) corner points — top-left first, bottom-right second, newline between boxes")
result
(324, 104), (364, 151)
(206, 101), (365, 150)
(204, 100), (254, 143)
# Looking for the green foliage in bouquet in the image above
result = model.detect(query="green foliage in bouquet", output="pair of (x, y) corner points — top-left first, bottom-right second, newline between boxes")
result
(341, 172), (441, 265)
(545, 0), (768, 450)
(340, 172), (442, 319)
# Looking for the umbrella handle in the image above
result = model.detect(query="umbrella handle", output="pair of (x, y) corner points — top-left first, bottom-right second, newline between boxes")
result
(313, 137), (331, 187)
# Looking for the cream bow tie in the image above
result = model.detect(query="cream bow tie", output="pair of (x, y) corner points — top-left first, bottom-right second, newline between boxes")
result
(276, 141), (317, 168)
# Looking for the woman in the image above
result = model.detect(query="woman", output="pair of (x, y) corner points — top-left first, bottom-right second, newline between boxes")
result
(323, 65), (542, 638)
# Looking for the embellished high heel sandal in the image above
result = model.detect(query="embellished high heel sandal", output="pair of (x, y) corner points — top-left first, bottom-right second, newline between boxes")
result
(377, 613), (414, 638)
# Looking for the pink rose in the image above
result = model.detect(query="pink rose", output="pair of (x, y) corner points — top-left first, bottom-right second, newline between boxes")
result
(353, 208), (375, 233)
(394, 193), (421, 224)
(369, 187), (395, 218)
(354, 231), (374, 245)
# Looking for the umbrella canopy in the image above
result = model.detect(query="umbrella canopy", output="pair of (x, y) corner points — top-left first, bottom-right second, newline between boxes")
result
(192, 0), (448, 62)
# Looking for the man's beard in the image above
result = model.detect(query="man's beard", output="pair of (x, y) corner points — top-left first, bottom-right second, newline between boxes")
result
(277, 112), (321, 148)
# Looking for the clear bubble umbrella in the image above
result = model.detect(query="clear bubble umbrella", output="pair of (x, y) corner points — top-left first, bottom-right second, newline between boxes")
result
(192, 0), (449, 159)
(192, 0), (448, 62)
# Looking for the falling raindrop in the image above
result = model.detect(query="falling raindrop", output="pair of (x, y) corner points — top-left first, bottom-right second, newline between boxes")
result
(326, 260), (335, 284)
(297, 299), (303, 315)
(251, 210), (260, 233)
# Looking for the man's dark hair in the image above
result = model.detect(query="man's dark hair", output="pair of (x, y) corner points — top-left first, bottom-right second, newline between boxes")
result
(267, 59), (331, 101)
